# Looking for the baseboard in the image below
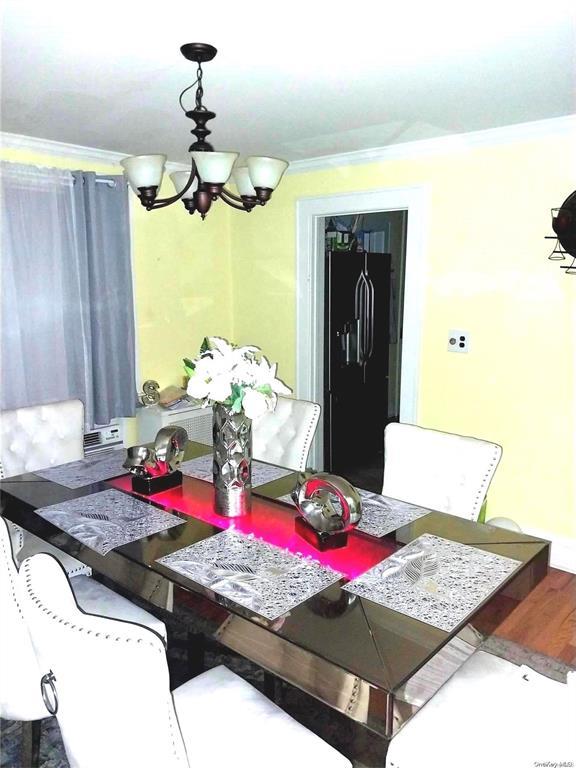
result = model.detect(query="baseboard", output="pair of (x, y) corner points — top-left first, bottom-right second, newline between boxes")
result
(521, 526), (576, 574)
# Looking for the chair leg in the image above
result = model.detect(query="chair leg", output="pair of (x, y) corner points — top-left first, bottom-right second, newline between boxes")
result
(263, 672), (277, 701)
(186, 631), (206, 677)
(21, 719), (42, 767)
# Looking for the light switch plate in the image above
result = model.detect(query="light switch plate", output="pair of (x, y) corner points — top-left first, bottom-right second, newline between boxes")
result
(448, 330), (469, 353)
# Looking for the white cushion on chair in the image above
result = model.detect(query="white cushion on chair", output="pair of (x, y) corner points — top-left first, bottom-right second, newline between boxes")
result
(0, 399), (84, 478)
(70, 574), (166, 641)
(173, 665), (351, 768)
(386, 650), (575, 768)
(252, 397), (321, 472)
(382, 423), (502, 521)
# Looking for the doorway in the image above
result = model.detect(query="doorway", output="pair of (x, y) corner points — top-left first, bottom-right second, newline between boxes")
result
(323, 211), (407, 491)
(296, 186), (428, 476)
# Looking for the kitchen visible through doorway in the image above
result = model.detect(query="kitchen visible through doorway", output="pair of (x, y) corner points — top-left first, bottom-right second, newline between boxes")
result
(323, 210), (407, 491)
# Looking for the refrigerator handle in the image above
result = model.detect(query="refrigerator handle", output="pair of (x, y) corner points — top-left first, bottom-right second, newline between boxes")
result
(366, 272), (375, 359)
(354, 272), (363, 362)
(354, 270), (370, 363)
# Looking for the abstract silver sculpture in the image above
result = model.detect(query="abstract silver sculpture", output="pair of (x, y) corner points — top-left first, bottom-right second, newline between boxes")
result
(139, 379), (160, 406)
(124, 426), (188, 495)
(292, 472), (362, 550)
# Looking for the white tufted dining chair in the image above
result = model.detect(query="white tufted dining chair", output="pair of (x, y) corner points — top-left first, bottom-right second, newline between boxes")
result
(0, 399), (85, 480)
(386, 650), (575, 768)
(0, 517), (165, 766)
(252, 396), (321, 472)
(0, 401), (166, 638)
(0, 399), (99, 577)
(382, 423), (507, 524)
(20, 551), (351, 768)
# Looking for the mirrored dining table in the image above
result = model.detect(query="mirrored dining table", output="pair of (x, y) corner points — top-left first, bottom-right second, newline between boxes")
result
(0, 440), (550, 763)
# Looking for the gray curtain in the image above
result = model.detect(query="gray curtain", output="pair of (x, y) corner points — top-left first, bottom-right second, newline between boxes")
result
(1, 162), (137, 429)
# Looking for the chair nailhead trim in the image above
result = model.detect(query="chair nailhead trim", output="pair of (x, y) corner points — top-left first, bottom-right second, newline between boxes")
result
(471, 443), (502, 519)
(297, 404), (321, 470)
(22, 564), (163, 654)
(1, 535), (26, 620)
(22, 559), (185, 764)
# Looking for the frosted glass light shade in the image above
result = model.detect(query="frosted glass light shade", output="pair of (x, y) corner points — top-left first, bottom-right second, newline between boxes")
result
(123, 171), (138, 195)
(247, 156), (288, 190)
(191, 151), (238, 184)
(170, 171), (199, 200)
(232, 166), (257, 197)
(120, 154), (167, 190)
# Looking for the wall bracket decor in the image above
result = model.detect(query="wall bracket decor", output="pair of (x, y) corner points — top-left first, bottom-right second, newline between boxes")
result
(546, 190), (576, 274)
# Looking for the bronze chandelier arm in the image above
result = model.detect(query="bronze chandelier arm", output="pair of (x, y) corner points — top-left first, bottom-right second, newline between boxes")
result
(219, 186), (245, 204)
(219, 186), (258, 211)
(218, 193), (252, 211)
(144, 159), (198, 210)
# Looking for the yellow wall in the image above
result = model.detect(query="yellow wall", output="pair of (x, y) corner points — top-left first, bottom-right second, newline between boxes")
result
(0, 147), (233, 391)
(3, 131), (575, 539)
(229, 133), (576, 538)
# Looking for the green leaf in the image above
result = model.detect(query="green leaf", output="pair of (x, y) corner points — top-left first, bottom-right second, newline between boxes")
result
(231, 396), (243, 413)
(200, 337), (210, 354)
(256, 384), (272, 396)
(230, 383), (243, 401)
(183, 358), (195, 376)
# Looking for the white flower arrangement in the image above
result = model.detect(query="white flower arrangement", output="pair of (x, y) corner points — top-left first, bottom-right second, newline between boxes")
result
(184, 336), (292, 420)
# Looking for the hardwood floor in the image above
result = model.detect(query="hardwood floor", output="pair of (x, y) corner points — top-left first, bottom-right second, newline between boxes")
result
(493, 568), (576, 665)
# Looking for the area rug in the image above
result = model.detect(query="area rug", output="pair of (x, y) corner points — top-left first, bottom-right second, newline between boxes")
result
(1, 632), (573, 768)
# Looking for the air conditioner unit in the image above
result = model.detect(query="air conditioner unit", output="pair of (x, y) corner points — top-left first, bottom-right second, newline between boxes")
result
(136, 403), (213, 446)
(83, 419), (124, 454)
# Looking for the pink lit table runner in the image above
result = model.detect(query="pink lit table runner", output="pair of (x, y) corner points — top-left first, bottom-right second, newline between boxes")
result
(108, 474), (396, 580)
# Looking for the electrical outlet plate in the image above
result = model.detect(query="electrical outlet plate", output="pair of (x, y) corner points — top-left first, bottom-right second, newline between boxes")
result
(447, 330), (469, 353)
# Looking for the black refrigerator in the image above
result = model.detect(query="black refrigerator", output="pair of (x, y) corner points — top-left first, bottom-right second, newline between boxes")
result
(324, 249), (391, 485)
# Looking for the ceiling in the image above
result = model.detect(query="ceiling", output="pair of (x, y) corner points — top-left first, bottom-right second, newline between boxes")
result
(2, 0), (575, 164)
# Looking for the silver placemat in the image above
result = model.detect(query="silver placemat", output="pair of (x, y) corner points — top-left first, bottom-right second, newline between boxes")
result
(157, 530), (343, 621)
(343, 534), (521, 632)
(180, 455), (293, 487)
(36, 488), (184, 555)
(35, 449), (127, 489)
(277, 488), (432, 538)
(355, 489), (432, 536)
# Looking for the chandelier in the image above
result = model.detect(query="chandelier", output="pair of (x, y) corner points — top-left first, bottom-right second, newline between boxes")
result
(120, 43), (288, 218)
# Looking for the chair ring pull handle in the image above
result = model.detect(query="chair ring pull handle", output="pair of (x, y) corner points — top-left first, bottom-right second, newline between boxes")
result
(40, 670), (59, 715)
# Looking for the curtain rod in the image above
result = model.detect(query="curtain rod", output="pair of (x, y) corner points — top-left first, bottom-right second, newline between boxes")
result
(73, 177), (117, 187)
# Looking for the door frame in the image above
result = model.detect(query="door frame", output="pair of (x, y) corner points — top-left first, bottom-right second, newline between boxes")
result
(295, 185), (429, 469)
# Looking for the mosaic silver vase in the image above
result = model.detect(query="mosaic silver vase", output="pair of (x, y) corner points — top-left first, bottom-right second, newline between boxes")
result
(212, 403), (252, 517)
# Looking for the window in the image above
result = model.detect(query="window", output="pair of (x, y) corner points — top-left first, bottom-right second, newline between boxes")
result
(0, 163), (137, 429)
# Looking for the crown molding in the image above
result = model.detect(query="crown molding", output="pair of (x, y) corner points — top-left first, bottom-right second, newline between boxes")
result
(286, 114), (576, 175)
(3, 114), (574, 177)
(0, 132), (189, 173)
(1, 132), (128, 164)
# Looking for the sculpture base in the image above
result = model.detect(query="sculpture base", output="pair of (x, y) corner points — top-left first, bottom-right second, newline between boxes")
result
(132, 470), (183, 496)
(295, 516), (349, 551)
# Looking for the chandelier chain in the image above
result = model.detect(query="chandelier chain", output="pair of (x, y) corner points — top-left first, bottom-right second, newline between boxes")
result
(195, 63), (205, 111)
